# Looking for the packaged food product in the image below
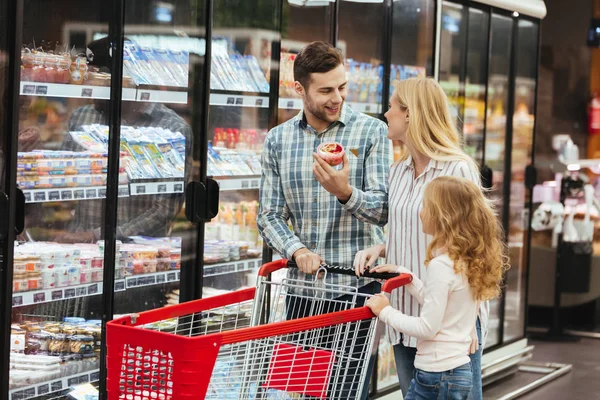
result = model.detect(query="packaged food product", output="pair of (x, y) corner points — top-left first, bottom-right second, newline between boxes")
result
(41, 323), (61, 334)
(28, 276), (43, 290)
(157, 258), (170, 272)
(80, 256), (93, 269)
(67, 266), (81, 286)
(80, 268), (93, 284)
(69, 335), (95, 354)
(91, 257), (103, 269)
(64, 317), (86, 324)
(91, 269), (103, 282)
(70, 56), (87, 85)
(170, 248), (181, 261)
(170, 260), (180, 270)
(55, 267), (69, 288)
(142, 259), (157, 274)
(317, 142), (345, 167)
(13, 261), (27, 274)
(11, 325), (26, 353)
(48, 334), (69, 354)
(13, 279), (28, 292)
(132, 260), (144, 275)
(41, 270), (57, 289)
(26, 331), (53, 354)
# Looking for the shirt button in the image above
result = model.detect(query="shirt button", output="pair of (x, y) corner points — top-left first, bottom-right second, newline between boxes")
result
(313, 222), (317, 227)
(313, 198), (317, 203)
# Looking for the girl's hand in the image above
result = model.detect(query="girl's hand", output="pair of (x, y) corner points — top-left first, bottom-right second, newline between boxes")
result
(469, 328), (480, 355)
(366, 293), (390, 317)
(354, 244), (386, 277)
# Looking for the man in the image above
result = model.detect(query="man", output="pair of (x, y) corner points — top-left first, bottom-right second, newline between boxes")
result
(257, 41), (391, 399)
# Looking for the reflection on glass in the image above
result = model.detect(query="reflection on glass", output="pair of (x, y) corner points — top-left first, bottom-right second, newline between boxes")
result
(484, 13), (513, 348)
(439, 2), (466, 132)
(504, 20), (538, 343)
(463, 8), (489, 163)
(339, 0), (385, 114)
(278, 1), (332, 124)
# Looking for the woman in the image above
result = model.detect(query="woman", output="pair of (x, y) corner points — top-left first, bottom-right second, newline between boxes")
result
(354, 77), (487, 399)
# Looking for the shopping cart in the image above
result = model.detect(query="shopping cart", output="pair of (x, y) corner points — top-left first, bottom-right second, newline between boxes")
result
(106, 259), (412, 400)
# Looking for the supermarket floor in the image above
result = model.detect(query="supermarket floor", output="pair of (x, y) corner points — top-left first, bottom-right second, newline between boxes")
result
(377, 337), (600, 400)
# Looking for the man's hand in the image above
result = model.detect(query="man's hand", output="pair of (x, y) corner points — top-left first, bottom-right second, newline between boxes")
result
(57, 231), (96, 244)
(313, 153), (352, 202)
(293, 248), (322, 274)
(354, 244), (386, 277)
(366, 293), (390, 317)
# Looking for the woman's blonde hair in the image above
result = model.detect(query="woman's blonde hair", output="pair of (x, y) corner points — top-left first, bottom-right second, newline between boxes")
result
(423, 176), (509, 301)
(393, 77), (478, 173)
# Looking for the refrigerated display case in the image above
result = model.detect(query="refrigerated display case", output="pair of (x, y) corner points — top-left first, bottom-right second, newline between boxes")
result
(0, 1), (546, 399)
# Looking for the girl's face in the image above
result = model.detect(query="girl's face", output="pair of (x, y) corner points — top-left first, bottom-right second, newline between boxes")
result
(420, 203), (435, 236)
(384, 96), (409, 144)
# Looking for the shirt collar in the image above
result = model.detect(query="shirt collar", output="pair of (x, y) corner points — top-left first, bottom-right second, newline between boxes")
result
(295, 103), (353, 131)
(404, 154), (445, 172)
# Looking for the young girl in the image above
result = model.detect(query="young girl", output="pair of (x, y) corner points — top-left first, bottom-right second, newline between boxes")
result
(366, 176), (508, 399)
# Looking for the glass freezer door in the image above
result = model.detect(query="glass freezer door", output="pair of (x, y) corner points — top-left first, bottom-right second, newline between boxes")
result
(8, 2), (113, 398)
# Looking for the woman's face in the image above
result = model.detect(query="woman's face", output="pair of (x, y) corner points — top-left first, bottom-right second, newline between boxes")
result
(384, 95), (409, 143)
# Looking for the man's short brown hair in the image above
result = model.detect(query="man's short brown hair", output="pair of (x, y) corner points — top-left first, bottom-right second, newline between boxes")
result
(294, 41), (344, 88)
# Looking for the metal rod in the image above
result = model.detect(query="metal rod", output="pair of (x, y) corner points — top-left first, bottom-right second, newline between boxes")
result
(98, 0), (126, 396)
(0, 0), (23, 398)
(481, 8), (492, 167)
(330, 0), (339, 46)
(380, 0), (393, 121)
(495, 362), (572, 400)
(481, 345), (535, 371)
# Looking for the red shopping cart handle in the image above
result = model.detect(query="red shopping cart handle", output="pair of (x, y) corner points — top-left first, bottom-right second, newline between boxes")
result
(284, 259), (401, 280)
(258, 259), (412, 292)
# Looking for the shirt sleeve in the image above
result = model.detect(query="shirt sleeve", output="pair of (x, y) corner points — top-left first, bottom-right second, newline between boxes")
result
(379, 259), (455, 340)
(257, 132), (306, 260)
(340, 122), (391, 227)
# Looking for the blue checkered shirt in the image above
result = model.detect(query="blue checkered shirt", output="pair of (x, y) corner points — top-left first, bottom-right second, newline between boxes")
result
(258, 104), (392, 294)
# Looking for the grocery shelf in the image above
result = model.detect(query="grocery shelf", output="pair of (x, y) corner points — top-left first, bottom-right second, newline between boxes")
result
(23, 180), (185, 204)
(347, 102), (382, 114)
(210, 92), (270, 108)
(216, 176), (261, 191)
(22, 185), (129, 204)
(204, 258), (262, 277)
(12, 282), (103, 308)
(125, 270), (181, 289)
(278, 97), (303, 110)
(129, 180), (185, 196)
(277, 98), (382, 114)
(9, 369), (99, 400)
(19, 81), (184, 104)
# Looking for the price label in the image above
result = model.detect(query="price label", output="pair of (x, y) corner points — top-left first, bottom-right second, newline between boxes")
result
(118, 186), (129, 197)
(235, 97), (244, 105)
(35, 85), (48, 95)
(50, 380), (63, 391)
(157, 274), (166, 283)
(140, 92), (151, 101)
(242, 181), (249, 189)
(115, 280), (126, 292)
(174, 183), (183, 192)
(127, 278), (138, 288)
(68, 377), (79, 387)
(74, 189), (85, 199)
(33, 292), (46, 303)
(167, 272), (177, 282)
(226, 97), (235, 105)
(85, 189), (97, 198)
(38, 384), (50, 394)
(48, 191), (60, 201)
(99, 188), (107, 198)
(76, 287), (87, 296)
(23, 192), (32, 202)
(136, 185), (146, 194)
(88, 284), (99, 294)
(251, 180), (259, 188)
(52, 290), (63, 300)
(365, 104), (371, 112)
(65, 288), (76, 298)
(90, 371), (100, 381)
(248, 261), (256, 269)
(12, 296), (23, 307)
(81, 88), (93, 97)
(158, 184), (167, 193)
(23, 84), (35, 94)
(34, 192), (46, 202)
(287, 101), (294, 108)
(256, 98), (264, 106)
(79, 374), (90, 383)
(237, 263), (244, 271)
(61, 190), (73, 200)
(177, 272), (181, 280)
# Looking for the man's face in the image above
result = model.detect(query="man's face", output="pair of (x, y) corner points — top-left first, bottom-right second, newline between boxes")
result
(295, 64), (347, 126)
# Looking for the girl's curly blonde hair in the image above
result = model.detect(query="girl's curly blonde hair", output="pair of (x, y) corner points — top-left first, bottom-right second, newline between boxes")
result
(423, 176), (509, 301)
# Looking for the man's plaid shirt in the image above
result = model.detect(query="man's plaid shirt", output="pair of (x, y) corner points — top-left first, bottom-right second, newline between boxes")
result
(258, 104), (392, 294)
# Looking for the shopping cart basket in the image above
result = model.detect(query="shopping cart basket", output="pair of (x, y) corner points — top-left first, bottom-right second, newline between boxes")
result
(106, 259), (412, 399)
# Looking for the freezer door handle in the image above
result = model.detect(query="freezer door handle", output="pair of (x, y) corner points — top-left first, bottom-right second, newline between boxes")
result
(185, 179), (220, 223)
(481, 164), (493, 190)
(0, 191), (8, 241)
(15, 188), (25, 235)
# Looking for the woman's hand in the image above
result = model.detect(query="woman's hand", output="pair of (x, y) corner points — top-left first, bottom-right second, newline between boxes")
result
(366, 293), (390, 317)
(354, 244), (386, 277)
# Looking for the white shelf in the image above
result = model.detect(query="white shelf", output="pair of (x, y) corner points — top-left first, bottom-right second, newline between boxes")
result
(20, 82), (183, 104)
(279, 97), (303, 110)
(210, 93), (269, 108)
(23, 180), (185, 204)
(12, 282), (103, 308)
(347, 102), (382, 114)
(125, 270), (181, 289)
(129, 180), (185, 196)
(216, 176), (260, 191)
(9, 370), (99, 400)
(204, 258), (262, 277)
(136, 89), (187, 104)
(22, 185), (129, 204)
